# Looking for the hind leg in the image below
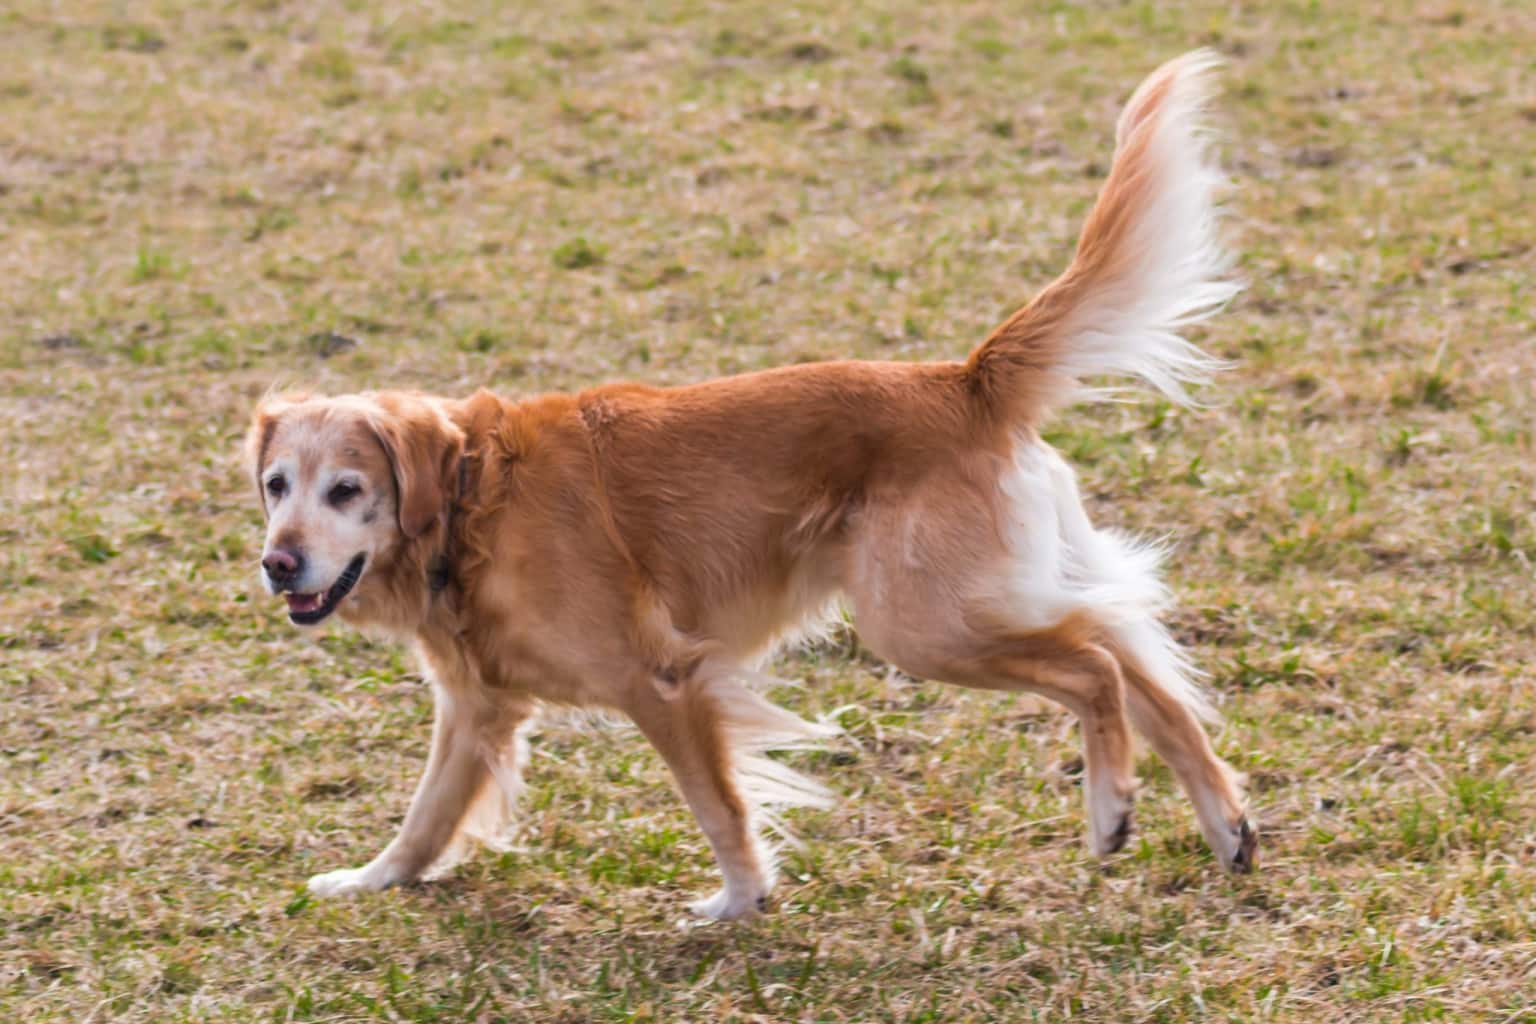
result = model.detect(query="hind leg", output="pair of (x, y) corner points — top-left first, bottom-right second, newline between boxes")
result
(1109, 622), (1256, 871)
(853, 596), (1140, 858)
(845, 437), (1257, 869)
(977, 632), (1139, 856)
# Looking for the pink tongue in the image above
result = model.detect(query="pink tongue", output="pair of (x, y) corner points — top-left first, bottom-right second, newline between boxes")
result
(286, 593), (324, 612)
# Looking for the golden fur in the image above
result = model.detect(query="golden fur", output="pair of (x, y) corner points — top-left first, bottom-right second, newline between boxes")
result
(246, 52), (1255, 919)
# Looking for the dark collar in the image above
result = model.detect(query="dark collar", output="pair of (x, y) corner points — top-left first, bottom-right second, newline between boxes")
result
(428, 457), (471, 595)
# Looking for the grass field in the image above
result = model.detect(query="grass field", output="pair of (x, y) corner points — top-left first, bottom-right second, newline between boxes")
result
(3, 1), (1534, 1020)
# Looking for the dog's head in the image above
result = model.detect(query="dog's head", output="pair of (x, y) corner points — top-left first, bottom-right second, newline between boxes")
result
(244, 391), (463, 627)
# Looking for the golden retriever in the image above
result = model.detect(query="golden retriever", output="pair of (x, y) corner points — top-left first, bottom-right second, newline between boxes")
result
(246, 51), (1254, 920)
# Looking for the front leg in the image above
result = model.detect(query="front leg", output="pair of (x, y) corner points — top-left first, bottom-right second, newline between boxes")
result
(623, 675), (774, 921)
(308, 685), (526, 896)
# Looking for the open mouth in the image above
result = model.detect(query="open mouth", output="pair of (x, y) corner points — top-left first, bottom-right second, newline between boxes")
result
(284, 554), (366, 625)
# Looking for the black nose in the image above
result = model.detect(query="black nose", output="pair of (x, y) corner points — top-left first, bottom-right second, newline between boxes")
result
(262, 547), (304, 585)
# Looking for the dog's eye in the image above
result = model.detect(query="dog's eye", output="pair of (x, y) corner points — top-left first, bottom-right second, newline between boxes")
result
(328, 481), (361, 505)
(265, 475), (286, 498)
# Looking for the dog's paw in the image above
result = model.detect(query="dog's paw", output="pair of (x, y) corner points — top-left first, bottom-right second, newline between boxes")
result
(1087, 788), (1137, 858)
(1092, 807), (1135, 857)
(688, 887), (768, 921)
(307, 865), (394, 897)
(1200, 813), (1259, 873)
(1227, 817), (1259, 873)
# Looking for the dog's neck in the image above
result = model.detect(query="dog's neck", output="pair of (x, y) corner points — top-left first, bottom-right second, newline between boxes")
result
(339, 455), (475, 640)
(426, 457), (470, 597)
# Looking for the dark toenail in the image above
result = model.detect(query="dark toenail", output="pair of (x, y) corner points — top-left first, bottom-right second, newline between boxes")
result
(1230, 817), (1258, 873)
(756, 895), (769, 911)
(1106, 812), (1133, 853)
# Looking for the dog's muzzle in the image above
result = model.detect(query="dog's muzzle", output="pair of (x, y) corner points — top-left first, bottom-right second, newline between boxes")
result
(282, 553), (366, 625)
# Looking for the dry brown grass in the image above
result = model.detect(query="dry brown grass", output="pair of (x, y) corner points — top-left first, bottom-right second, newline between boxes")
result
(2, 1), (1534, 1021)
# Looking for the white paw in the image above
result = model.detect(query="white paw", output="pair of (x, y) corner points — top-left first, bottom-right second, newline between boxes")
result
(689, 887), (767, 921)
(307, 865), (395, 897)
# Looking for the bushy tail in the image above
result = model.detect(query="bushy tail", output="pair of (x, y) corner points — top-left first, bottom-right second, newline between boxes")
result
(966, 50), (1239, 424)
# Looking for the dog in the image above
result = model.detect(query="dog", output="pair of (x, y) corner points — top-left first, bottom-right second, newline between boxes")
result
(245, 51), (1254, 920)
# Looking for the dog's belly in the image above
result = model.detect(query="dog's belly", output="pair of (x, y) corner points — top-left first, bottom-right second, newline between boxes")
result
(693, 552), (846, 664)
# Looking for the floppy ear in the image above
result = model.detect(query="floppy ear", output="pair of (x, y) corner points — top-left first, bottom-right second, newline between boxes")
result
(367, 393), (465, 540)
